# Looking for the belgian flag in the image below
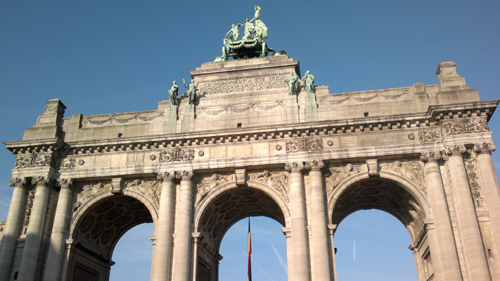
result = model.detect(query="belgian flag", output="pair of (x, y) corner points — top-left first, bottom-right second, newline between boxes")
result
(248, 218), (252, 281)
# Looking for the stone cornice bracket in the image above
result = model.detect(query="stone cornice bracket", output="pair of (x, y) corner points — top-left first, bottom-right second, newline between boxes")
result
(157, 172), (175, 182)
(57, 178), (73, 189)
(31, 176), (51, 187)
(420, 151), (442, 163)
(235, 169), (247, 186)
(111, 177), (124, 195)
(305, 160), (325, 171)
(365, 159), (379, 177)
(180, 170), (194, 181)
(473, 142), (496, 154)
(8, 177), (27, 188)
(285, 162), (305, 173)
(442, 144), (467, 160)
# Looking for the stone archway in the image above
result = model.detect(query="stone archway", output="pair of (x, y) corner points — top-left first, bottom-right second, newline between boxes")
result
(66, 190), (157, 281)
(193, 180), (290, 281)
(328, 172), (431, 280)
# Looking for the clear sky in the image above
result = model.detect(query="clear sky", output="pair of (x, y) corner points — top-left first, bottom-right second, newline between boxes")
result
(1, 1), (499, 281)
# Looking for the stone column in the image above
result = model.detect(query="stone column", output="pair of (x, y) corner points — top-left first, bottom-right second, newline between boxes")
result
(328, 224), (338, 281)
(192, 232), (200, 281)
(474, 142), (500, 245)
(281, 227), (292, 281)
(420, 152), (462, 281)
(305, 160), (332, 281)
(43, 178), (74, 281)
(285, 162), (311, 281)
(18, 176), (53, 281)
(0, 178), (27, 281)
(172, 170), (194, 281)
(154, 172), (176, 281)
(444, 145), (491, 281)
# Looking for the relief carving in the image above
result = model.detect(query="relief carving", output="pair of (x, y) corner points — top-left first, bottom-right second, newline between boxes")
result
(73, 182), (112, 212)
(22, 187), (36, 234)
(200, 75), (286, 95)
(326, 163), (363, 199)
(464, 158), (484, 207)
(318, 89), (409, 105)
(249, 170), (289, 202)
(82, 111), (165, 126)
(441, 118), (489, 135)
(196, 101), (284, 117)
(380, 161), (425, 192)
(285, 138), (323, 153)
(60, 158), (76, 170)
(15, 153), (53, 169)
(196, 174), (235, 204)
(418, 129), (441, 143)
(159, 147), (195, 162)
(124, 179), (161, 209)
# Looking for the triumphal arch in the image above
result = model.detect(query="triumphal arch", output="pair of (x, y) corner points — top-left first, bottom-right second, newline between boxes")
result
(1, 7), (500, 281)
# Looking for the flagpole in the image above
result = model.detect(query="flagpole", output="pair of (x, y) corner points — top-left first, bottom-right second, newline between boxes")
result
(248, 217), (252, 281)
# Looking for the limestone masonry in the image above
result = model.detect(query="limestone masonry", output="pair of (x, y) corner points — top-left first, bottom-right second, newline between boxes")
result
(0, 55), (499, 281)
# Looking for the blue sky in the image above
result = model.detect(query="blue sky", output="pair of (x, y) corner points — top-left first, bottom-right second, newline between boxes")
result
(1, 1), (499, 280)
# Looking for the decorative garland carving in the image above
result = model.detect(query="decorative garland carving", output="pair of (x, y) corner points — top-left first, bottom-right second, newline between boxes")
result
(159, 147), (195, 162)
(249, 170), (289, 202)
(196, 174), (235, 203)
(380, 161), (425, 192)
(200, 75), (286, 95)
(318, 89), (409, 105)
(82, 111), (165, 126)
(15, 153), (53, 169)
(196, 101), (284, 117)
(285, 138), (323, 153)
(22, 187), (36, 233)
(464, 158), (484, 207)
(441, 118), (489, 135)
(326, 163), (363, 199)
(418, 129), (441, 143)
(73, 182), (112, 212)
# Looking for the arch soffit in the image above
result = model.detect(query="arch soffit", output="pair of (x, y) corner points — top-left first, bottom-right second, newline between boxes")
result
(327, 171), (431, 224)
(69, 189), (159, 239)
(194, 180), (291, 232)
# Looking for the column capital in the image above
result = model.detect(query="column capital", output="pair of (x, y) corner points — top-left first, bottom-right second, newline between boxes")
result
(473, 142), (496, 155)
(57, 178), (73, 189)
(9, 177), (27, 188)
(157, 171), (176, 182)
(31, 176), (51, 187)
(442, 144), (467, 157)
(179, 170), (194, 181)
(285, 162), (305, 173)
(305, 160), (324, 171)
(420, 151), (442, 163)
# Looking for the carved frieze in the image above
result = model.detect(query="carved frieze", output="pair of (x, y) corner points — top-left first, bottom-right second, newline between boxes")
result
(73, 182), (112, 212)
(159, 147), (195, 162)
(285, 138), (323, 153)
(200, 75), (286, 95)
(60, 158), (76, 170)
(441, 118), (489, 135)
(464, 158), (484, 207)
(196, 174), (235, 204)
(418, 129), (441, 143)
(249, 170), (289, 202)
(380, 161), (425, 192)
(15, 153), (53, 169)
(325, 163), (364, 199)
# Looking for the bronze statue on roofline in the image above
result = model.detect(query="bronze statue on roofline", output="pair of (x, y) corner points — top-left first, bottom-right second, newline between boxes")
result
(215, 5), (279, 61)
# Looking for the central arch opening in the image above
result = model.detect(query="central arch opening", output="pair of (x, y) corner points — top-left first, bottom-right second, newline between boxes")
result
(195, 185), (288, 281)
